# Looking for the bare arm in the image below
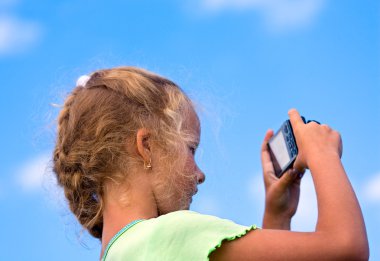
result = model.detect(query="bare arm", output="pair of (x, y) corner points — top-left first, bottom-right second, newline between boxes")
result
(210, 109), (369, 261)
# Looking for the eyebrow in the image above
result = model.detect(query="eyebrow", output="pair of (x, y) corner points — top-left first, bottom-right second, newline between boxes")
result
(190, 141), (200, 148)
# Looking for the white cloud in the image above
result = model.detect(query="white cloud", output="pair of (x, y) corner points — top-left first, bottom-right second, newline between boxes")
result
(0, 15), (42, 55)
(363, 172), (380, 203)
(249, 171), (317, 231)
(199, 0), (326, 32)
(16, 153), (67, 208)
(292, 173), (317, 231)
(17, 153), (52, 191)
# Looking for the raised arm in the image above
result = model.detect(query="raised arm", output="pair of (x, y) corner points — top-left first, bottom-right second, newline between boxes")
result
(210, 109), (369, 261)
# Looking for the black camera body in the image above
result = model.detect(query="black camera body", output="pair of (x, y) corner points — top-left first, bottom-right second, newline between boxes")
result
(267, 116), (307, 178)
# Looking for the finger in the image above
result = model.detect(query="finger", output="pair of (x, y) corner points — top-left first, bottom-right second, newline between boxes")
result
(261, 129), (274, 152)
(261, 129), (274, 165)
(290, 168), (305, 187)
(307, 120), (321, 125)
(261, 129), (277, 187)
(338, 133), (343, 158)
(261, 130), (275, 167)
(277, 168), (297, 189)
(288, 108), (305, 130)
(292, 156), (305, 173)
(296, 168), (306, 180)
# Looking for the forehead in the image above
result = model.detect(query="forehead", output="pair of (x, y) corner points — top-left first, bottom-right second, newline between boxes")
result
(182, 107), (200, 137)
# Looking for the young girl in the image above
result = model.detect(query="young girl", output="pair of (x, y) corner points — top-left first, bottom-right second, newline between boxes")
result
(53, 67), (369, 260)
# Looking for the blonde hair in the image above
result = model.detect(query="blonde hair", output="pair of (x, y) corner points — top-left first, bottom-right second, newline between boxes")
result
(53, 67), (198, 239)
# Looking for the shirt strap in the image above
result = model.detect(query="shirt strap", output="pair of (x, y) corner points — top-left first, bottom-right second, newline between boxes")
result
(102, 219), (145, 261)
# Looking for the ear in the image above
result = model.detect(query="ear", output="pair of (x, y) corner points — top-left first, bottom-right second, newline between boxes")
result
(136, 128), (151, 163)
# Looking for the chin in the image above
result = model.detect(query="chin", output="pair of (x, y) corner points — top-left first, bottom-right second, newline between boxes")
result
(177, 199), (191, 211)
(183, 204), (191, 210)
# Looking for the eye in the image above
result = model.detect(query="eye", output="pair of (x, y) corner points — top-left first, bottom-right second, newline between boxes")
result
(188, 146), (196, 155)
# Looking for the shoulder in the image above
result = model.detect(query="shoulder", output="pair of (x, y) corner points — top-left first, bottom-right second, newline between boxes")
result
(155, 210), (236, 226)
(105, 211), (257, 261)
(155, 210), (255, 233)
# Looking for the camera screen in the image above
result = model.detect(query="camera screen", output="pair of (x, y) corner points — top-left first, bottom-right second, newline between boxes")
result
(269, 131), (290, 171)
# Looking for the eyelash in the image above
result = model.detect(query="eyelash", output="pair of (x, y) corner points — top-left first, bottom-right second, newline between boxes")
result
(189, 146), (196, 155)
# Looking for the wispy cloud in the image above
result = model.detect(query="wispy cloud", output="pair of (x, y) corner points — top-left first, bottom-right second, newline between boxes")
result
(291, 173), (317, 231)
(198, 0), (326, 32)
(0, 15), (42, 56)
(249, 171), (317, 231)
(16, 153), (52, 191)
(16, 153), (67, 208)
(363, 172), (380, 203)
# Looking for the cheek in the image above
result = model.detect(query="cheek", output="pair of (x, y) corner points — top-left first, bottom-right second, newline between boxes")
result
(181, 159), (198, 187)
(176, 161), (196, 193)
(153, 162), (194, 213)
(184, 155), (197, 175)
(169, 160), (196, 208)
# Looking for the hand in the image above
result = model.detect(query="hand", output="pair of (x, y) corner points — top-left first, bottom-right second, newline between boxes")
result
(288, 109), (343, 171)
(261, 129), (304, 230)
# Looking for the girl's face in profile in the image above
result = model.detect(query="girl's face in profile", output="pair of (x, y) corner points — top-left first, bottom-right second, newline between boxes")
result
(181, 109), (205, 203)
(154, 109), (205, 214)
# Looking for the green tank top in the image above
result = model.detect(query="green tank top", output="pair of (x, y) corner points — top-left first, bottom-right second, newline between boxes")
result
(102, 210), (257, 261)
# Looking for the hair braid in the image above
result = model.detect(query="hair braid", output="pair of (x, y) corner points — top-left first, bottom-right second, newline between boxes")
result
(53, 86), (105, 238)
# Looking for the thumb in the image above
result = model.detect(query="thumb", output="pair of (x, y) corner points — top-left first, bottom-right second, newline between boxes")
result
(278, 168), (297, 188)
(293, 156), (305, 173)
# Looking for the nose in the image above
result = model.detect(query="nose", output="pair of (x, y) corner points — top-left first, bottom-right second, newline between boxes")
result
(196, 168), (206, 185)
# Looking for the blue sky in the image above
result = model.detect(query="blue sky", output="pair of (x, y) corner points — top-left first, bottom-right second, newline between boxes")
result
(0, 0), (379, 260)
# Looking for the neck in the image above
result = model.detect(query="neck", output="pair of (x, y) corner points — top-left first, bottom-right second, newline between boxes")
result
(100, 175), (158, 258)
